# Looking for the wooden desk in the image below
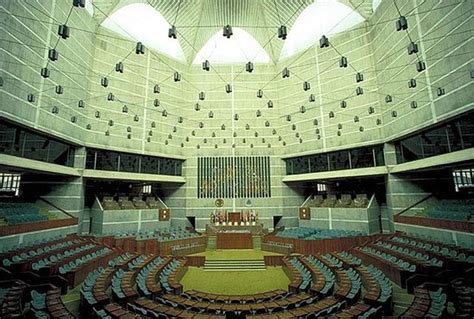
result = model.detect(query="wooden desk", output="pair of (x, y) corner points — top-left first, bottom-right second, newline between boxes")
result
(216, 232), (253, 249)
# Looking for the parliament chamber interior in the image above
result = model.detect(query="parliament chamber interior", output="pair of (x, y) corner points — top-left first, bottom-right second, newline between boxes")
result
(0, 0), (473, 318)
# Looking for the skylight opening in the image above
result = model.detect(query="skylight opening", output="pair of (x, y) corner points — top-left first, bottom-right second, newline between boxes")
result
(373, 0), (383, 12)
(85, 0), (94, 16)
(193, 27), (270, 64)
(101, 3), (185, 62)
(280, 0), (365, 60)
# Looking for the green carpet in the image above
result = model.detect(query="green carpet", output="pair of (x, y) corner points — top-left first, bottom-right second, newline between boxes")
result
(180, 266), (290, 295)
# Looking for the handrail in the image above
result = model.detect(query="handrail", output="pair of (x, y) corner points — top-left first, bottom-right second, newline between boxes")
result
(38, 197), (76, 219)
(301, 189), (316, 207)
(95, 195), (104, 212)
(395, 194), (434, 216)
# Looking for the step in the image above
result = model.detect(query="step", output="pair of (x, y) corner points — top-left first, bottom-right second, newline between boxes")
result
(204, 259), (266, 271)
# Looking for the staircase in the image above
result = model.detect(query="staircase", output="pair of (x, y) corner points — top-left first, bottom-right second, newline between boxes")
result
(207, 236), (216, 249)
(204, 260), (266, 271)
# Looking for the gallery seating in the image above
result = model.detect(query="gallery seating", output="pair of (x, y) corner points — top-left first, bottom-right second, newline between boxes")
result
(276, 227), (364, 240)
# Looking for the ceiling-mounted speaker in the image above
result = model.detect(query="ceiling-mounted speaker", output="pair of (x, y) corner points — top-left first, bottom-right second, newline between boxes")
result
(135, 42), (145, 54)
(202, 60), (210, 71)
(101, 77), (108, 87)
(233, 132), (237, 137)
(209, 111), (214, 118)
(107, 92), (114, 101)
(212, 132), (216, 137)
(178, 117), (183, 123)
(48, 48), (59, 61)
(278, 25), (287, 40)
(96, 112), (102, 119)
(162, 110), (167, 117)
(411, 101), (418, 109)
(416, 61), (426, 72)
(286, 114), (292, 121)
(127, 134), (132, 139)
(223, 25), (233, 38)
(51, 106), (59, 114)
(303, 81), (310, 91)
(292, 124), (296, 131)
(168, 25), (177, 39)
(152, 84), (160, 94)
(359, 126), (364, 132)
(151, 121), (156, 128)
(246, 124), (250, 130)
(105, 130), (110, 136)
(262, 137), (266, 143)
(265, 121), (270, 127)
(313, 119), (318, 126)
(319, 35), (329, 48)
(55, 85), (63, 94)
(246, 61), (254, 73)
(340, 100), (347, 108)
(58, 25), (70, 39)
(309, 94), (315, 102)
(86, 124), (91, 130)
(174, 71), (181, 82)
(221, 124), (225, 130)
(437, 87), (446, 96)
(27, 93), (35, 103)
(392, 111), (398, 117)
(108, 120), (114, 126)
(354, 116), (359, 122)
(148, 130), (152, 136)
(396, 16), (408, 31)
(40, 67), (50, 78)
(154, 99), (160, 107)
(315, 128), (320, 134)
(134, 115), (139, 122)
(122, 105), (128, 113)
(408, 79), (417, 88)
(195, 103), (201, 111)
(337, 131), (341, 136)
(385, 95), (392, 103)
(225, 84), (232, 93)
(337, 123), (342, 130)
(254, 131), (259, 137)
(368, 106), (375, 114)
(356, 87), (364, 95)
(199, 92), (205, 100)
(256, 110), (261, 117)
(356, 72), (364, 83)
(408, 42), (418, 55)
(300, 105), (306, 113)
(115, 62), (124, 73)
(282, 67), (290, 78)
(234, 113), (239, 120)
(78, 100), (85, 108)
(376, 118), (382, 125)
(73, 0), (85, 8)
(339, 56), (348, 68)
(329, 111), (334, 118)
(257, 89), (263, 98)
(267, 100), (273, 108)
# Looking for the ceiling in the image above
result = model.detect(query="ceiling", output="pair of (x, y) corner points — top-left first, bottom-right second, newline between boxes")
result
(91, 0), (377, 63)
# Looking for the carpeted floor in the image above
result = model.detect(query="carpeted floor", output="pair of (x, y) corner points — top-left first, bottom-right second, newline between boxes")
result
(180, 266), (290, 295)
(181, 249), (290, 294)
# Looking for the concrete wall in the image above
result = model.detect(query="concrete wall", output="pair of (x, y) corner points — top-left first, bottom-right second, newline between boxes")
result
(1, 0), (472, 235)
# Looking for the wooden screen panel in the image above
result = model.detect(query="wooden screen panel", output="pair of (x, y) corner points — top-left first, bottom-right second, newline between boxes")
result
(197, 156), (271, 198)
(299, 207), (311, 220)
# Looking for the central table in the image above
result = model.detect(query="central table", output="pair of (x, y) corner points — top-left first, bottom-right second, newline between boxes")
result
(216, 231), (253, 249)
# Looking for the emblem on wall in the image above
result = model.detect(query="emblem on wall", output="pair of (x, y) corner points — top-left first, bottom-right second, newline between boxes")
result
(215, 198), (224, 207)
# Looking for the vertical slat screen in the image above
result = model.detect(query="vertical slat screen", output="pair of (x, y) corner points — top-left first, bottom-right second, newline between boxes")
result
(197, 156), (271, 198)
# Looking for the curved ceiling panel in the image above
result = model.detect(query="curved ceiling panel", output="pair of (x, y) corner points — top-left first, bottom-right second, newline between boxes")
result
(280, 0), (365, 60)
(193, 27), (271, 64)
(101, 3), (186, 62)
